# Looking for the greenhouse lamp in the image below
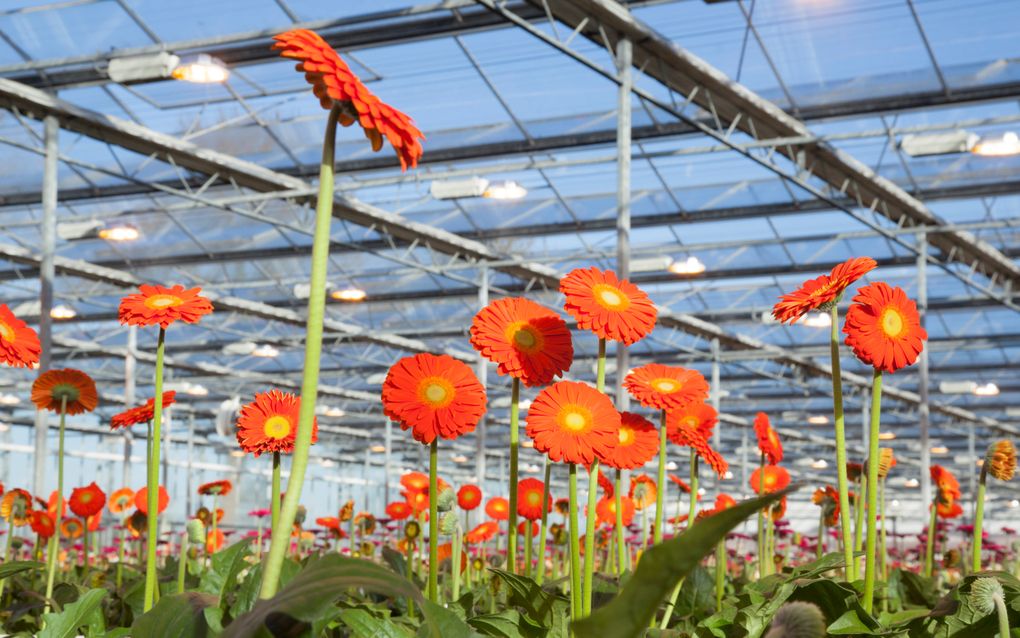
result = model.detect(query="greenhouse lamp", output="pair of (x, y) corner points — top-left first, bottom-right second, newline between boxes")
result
(98, 224), (140, 242)
(172, 54), (230, 83)
(668, 256), (706, 276)
(971, 132), (1020, 157)
(50, 304), (77, 320)
(483, 180), (527, 200)
(332, 287), (367, 302)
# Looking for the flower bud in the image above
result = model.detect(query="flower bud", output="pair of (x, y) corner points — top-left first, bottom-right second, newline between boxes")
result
(436, 487), (456, 512)
(970, 577), (1005, 615)
(764, 601), (826, 638)
(439, 511), (459, 536)
(186, 518), (206, 544)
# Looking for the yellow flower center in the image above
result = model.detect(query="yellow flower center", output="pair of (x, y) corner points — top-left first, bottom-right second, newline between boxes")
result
(145, 294), (183, 310)
(618, 425), (635, 446)
(526, 492), (542, 506)
(0, 320), (14, 343)
(559, 404), (592, 432)
(651, 378), (680, 393)
(264, 415), (292, 439)
(506, 321), (544, 354)
(881, 308), (904, 337)
(592, 283), (630, 311)
(418, 376), (455, 408)
(79, 492), (93, 503)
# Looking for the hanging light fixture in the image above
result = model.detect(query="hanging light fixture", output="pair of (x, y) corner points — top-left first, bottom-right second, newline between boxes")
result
(171, 54), (230, 83)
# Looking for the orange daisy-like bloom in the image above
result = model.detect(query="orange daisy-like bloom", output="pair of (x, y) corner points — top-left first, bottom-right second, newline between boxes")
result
(753, 412), (783, 465)
(86, 512), (101, 532)
(930, 465), (961, 499)
(629, 474), (657, 510)
(61, 518), (84, 539)
(715, 494), (737, 511)
(457, 484), (483, 511)
(118, 284), (213, 329)
(623, 364), (709, 411)
(198, 480), (233, 497)
(382, 353), (487, 445)
(68, 482), (106, 518)
(30, 510), (55, 539)
(517, 521), (540, 537)
(31, 368), (98, 415)
(667, 401), (718, 441)
(400, 472), (430, 492)
(595, 495), (635, 528)
(1, 488), (33, 526)
(525, 380), (620, 466)
(206, 529), (226, 553)
(0, 303), (41, 368)
(876, 448), (897, 480)
(843, 282), (927, 374)
(236, 389), (318, 457)
(560, 267), (658, 345)
(600, 411), (660, 470)
(936, 500), (963, 519)
(465, 520), (500, 544)
(135, 486), (169, 515)
(812, 486), (840, 526)
(385, 501), (412, 521)
(316, 516), (340, 530)
(108, 488), (135, 515)
(47, 491), (67, 519)
(985, 440), (1016, 481)
(668, 421), (728, 478)
(770, 496), (787, 522)
(111, 391), (177, 430)
(772, 256), (878, 324)
(485, 496), (510, 521)
(272, 30), (424, 171)
(749, 465), (791, 494)
(669, 474), (692, 493)
(517, 478), (551, 521)
(469, 297), (573, 387)
(404, 489), (429, 515)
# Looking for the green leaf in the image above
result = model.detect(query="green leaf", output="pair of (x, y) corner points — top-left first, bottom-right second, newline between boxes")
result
(0, 560), (44, 581)
(489, 568), (570, 635)
(39, 588), (108, 638)
(231, 557), (300, 619)
(131, 591), (218, 638)
(198, 539), (251, 604)
(383, 545), (409, 578)
(675, 566), (715, 619)
(415, 599), (480, 638)
(468, 610), (539, 637)
(339, 607), (414, 638)
(573, 487), (794, 638)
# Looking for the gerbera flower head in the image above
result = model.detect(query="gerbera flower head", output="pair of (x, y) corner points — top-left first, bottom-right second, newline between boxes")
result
(623, 364), (709, 411)
(595, 495), (635, 528)
(31, 368), (98, 415)
(469, 297), (573, 387)
(668, 420), (729, 478)
(61, 518), (84, 539)
(667, 401), (718, 441)
(108, 488), (135, 515)
(714, 494), (737, 511)
(111, 391), (177, 430)
(0, 303), (41, 368)
(846, 462), (864, 482)
(600, 411), (659, 470)
(669, 474), (691, 494)
(1, 488), (33, 526)
(404, 489), (429, 515)
(30, 510), (55, 538)
(753, 412), (783, 465)
(554, 498), (569, 516)
(485, 496), (510, 521)
(68, 482), (106, 518)
(118, 284), (213, 329)
(812, 486), (840, 526)
(936, 500), (963, 519)
(272, 29), (424, 171)
(465, 520), (500, 544)
(47, 490), (66, 518)
(629, 474), (657, 510)
(525, 380), (620, 466)
(206, 529), (225, 553)
(876, 448), (897, 480)
(517, 478), (551, 521)
(400, 472), (430, 492)
(517, 521), (540, 537)
(930, 465), (961, 500)
(749, 465), (791, 494)
(382, 353), (486, 445)
(198, 480), (232, 497)
(596, 469), (614, 497)
(772, 256), (877, 324)
(770, 496), (787, 522)
(236, 389), (318, 457)
(457, 484), (483, 511)
(843, 282), (927, 373)
(385, 501), (412, 520)
(560, 267), (657, 345)
(985, 440), (1016, 482)
(135, 486), (169, 515)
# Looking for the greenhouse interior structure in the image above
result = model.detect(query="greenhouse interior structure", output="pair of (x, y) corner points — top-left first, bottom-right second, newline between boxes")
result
(0, 0), (1019, 636)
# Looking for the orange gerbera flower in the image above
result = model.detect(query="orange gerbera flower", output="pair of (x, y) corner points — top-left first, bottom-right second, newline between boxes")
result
(876, 448), (897, 480)
(400, 472), (430, 492)
(316, 516), (340, 530)
(1, 488), (33, 526)
(812, 486), (840, 526)
(753, 412), (783, 465)
(623, 364), (709, 411)
(206, 529), (225, 553)
(404, 489), (429, 515)
(465, 520), (500, 544)
(668, 421), (728, 478)
(236, 389), (318, 457)
(47, 490), (67, 518)
(31, 368), (97, 415)
(749, 465), (790, 494)
(135, 486), (169, 515)
(485, 496), (510, 521)
(385, 501), (412, 520)
(629, 474), (657, 510)
(525, 380), (620, 466)
(68, 482), (106, 518)
(597, 469), (614, 497)
(930, 465), (961, 499)
(714, 494), (737, 511)
(772, 256), (877, 324)
(560, 267), (657, 345)
(118, 284), (213, 329)
(272, 29), (424, 171)
(669, 474), (691, 493)
(198, 480), (232, 496)
(770, 496), (787, 522)
(30, 510), (55, 538)
(595, 495), (635, 528)
(936, 500), (963, 519)
(669, 401), (718, 440)
(86, 512), (101, 532)
(61, 518), (84, 539)
(517, 478), (551, 521)
(0, 303), (41, 368)
(985, 440), (1016, 481)
(469, 297), (573, 387)
(382, 353), (486, 444)
(111, 391), (177, 430)
(457, 484), (483, 511)
(600, 411), (659, 470)
(108, 488), (135, 514)
(843, 282), (926, 373)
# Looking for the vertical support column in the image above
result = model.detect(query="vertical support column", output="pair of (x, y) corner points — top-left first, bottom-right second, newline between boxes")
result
(123, 325), (137, 488)
(710, 338), (721, 489)
(614, 36), (632, 412)
(917, 234), (932, 509)
(32, 115), (58, 496)
(476, 265), (489, 489)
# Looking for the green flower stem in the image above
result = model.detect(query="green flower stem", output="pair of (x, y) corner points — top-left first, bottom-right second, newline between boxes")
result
(614, 469), (625, 575)
(568, 463), (582, 620)
(83, 526), (89, 571)
(259, 104), (341, 599)
(924, 496), (937, 578)
(536, 460), (551, 585)
(830, 304), (856, 581)
(993, 586), (1011, 638)
(524, 518), (533, 578)
(688, 451), (699, 524)
(583, 460), (599, 616)
(817, 510), (825, 560)
(452, 527), (462, 601)
(507, 377), (521, 575)
(715, 539), (726, 611)
(0, 520), (13, 599)
(641, 507), (649, 551)
(972, 468), (988, 572)
(654, 410), (667, 545)
(271, 452), (281, 534)
(854, 476), (866, 554)
(142, 327), (167, 611)
(177, 531), (188, 594)
(43, 396), (68, 615)
(863, 368), (883, 614)
(210, 494), (218, 555)
(406, 542), (416, 620)
(880, 479), (888, 581)
(428, 439), (438, 602)
(757, 452), (766, 578)
(116, 524), (126, 589)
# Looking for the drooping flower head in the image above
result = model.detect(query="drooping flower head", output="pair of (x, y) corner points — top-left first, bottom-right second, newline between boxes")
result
(236, 389), (318, 457)
(629, 474), (657, 510)
(118, 284), (213, 329)
(623, 364), (709, 411)
(1, 488), (33, 526)
(876, 448), (897, 480)
(60, 518), (84, 539)
(111, 391), (177, 430)
(517, 478), (551, 521)
(843, 282), (926, 374)
(382, 353), (486, 445)
(599, 411), (660, 470)
(135, 486), (169, 515)
(0, 304), (41, 368)
(930, 465), (961, 501)
(667, 417), (728, 478)
(669, 474), (691, 494)
(668, 401), (718, 440)
(749, 465), (791, 494)
(272, 29), (424, 171)
(69, 482), (106, 518)
(465, 521), (500, 544)
(108, 488), (135, 515)
(198, 480), (233, 497)
(31, 368), (98, 415)
(485, 496), (510, 521)
(525, 380), (620, 466)
(812, 486), (840, 526)
(457, 484), (483, 511)
(772, 257), (877, 324)
(595, 495), (635, 528)
(985, 440), (1016, 481)
(936, 500), (963, 519)
(385, 501), (412, 520)
(753, 412), (783, 465)
(560, 267), (657, 345)
(469, 297), (573, 387)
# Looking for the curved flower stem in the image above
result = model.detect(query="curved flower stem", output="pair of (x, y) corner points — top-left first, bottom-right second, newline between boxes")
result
(817, 511), (825, 560)
(582, 338), (608, 615)
(972, 467), (988, 572)
(614, 469), (625, 575)
(829, 304), (856, 581)
(863, 368), (882, 614)
(757, 452), (766, 578)
(428, 439), (438, 602)
(715, 539), (726, 612)
(143, 327), (166, 611)
(176, 531), (188, 593)
(271, 452), (281, 534)
(568, 463), (582, 620)
(259, 104), (341, 599)
(536, 460), (551, 585)
(507, 377), (520, 574)
(43, 396), (68, 615)
(992, 586), (1011, 638)
(654, 410), (667, 545)
(924, 496), (937, 578)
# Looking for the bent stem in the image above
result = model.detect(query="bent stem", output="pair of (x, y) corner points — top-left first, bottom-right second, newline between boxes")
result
(972, 467), (988, 572)
(536, 460), (551, 585)
(830, 304), (856, 581)
(143, 327), (167, 611)
(654, 410), (667, 545)
(863, 368), (882, 614)
(568, 463), (582, 620)
(614, 469), (625, 575)
(507, 377), (520, 574)
(258, 104), (340, 600)
(428, 439), (438, 602)
(43, 396), (68, 615)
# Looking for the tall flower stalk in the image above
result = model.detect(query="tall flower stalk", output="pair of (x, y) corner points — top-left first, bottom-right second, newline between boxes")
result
(507, 378), (521, 574)
(428, 440), (439, 601)
(536, 461), (552, 585)
(43, 397), (67, 612)
(862, 369), (883, 613)
(973, 441), (1016, 571)
(829, 304), (856, 580)
(655, 411), (667, 544)
(582, 338), (607, 615)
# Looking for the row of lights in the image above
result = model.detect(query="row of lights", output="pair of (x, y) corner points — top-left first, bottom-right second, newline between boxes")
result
(901, 130), (1020, 157)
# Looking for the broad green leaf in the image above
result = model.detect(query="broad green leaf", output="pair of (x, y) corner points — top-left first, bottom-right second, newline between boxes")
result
(198, 539), (251, 603)
(489, 568), (570, 635)
(105, 629), (132, 638)
(468, 610), (538, 638)
(675, 566), (715, 619)
(383, 545), (409, 577)
(789, 579), (881, 634)
(415, 599), (480, 638)
(231, 557), (300, 619)
(0, 560), (44, 581)
(573, 487), (793, 638)
(131, 591), (217, 638)
(338, 608), (414, 638)
(39, 588), (108, 638)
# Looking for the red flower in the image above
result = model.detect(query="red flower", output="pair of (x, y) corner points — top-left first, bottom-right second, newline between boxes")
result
(600, 411), (659, 470)
(560, 267), (657, 345)
(668, 401), (718, 440)
(595, 495), (635, 528)
(470, 297), (573, 387)
(623, 364), (709, 411)
(517, 478), (551, 521)
(843, 282), (927, 373)
(236, 389), (318, 457)
(714, 494), (737, 511)
(457, 484), (482, 511)
(517, 521), (540, 537)
(385, 501), (412, 520)
(108, 488), (135, 515)
(31, 369), (98, 415)
(68, 482), (106, 518)
(465, 521), (500, 544)
(135, 486), (169, 515)
(118, 284), (213, 329)
(749, 465), (790, 494)
(667, 419), (728, 478)
(382, 353), (486, 444)
(111, 391), (177, 430)
(485, 497), (510, 521)
(206, 529), (225, 553)
(30, 510), (55, 539)
(198, 480), (232, 497)
(812, 486), (840, 526)
(0, 303), (41, 368)
(272, 29), (424, 171)
(772, 257), (877, 324)
(753, 412), (783, 465)
(525, 380), (620, 466)
(400, 472), (430, 492)
(936, 500), (963, 519)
